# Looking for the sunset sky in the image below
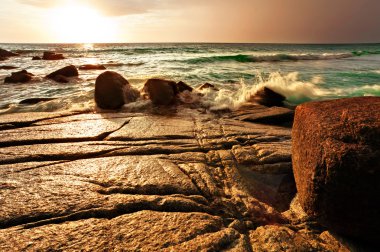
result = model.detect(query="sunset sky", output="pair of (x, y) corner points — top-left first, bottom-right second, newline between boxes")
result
(1, 0), (380, 43)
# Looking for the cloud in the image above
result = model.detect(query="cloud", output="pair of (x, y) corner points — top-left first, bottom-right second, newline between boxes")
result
(17, 0), (212, 16)
(17, 0), (179, 16)
(17, 0), (61, 8)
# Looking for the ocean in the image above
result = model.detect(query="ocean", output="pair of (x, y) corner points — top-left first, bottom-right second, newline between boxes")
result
(1, 43), (380, 114)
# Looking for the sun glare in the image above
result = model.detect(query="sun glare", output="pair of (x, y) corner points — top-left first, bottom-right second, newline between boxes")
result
(48, 4), (118, 43)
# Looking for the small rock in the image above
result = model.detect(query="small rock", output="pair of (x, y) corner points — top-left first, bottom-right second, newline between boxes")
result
(95, 71), (140, 109)
(79, 64), (106, 70)
(198, 83), (219, 91)
(19, 98), (56, 105)
(46, 65), (78, 80)
(292, 97), (380, 243)
(0, 65), (18, 70)
(177, 81), (193, 93)
(4, 70), (34, 83)
(42, 51), (65, 60)
(143, 79), (177, 105)
(0, 48), (19, 57)
(249, 87), (286, 107)
(32, 56), (42, 60)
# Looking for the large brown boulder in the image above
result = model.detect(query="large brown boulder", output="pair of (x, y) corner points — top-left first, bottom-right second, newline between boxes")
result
(42, 51), (65, 60)
(4, 70), (34, 83)
(249, 87), (285, 107)
(292, 97), (380, 243)
(0, 49), (19, 57)
(46, 65), (78, 80)
(95, 71), (140, 109)
(143, 79), (177, 105)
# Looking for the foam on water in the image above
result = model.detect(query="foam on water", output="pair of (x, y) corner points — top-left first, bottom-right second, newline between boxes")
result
(1, 43), (380, 114)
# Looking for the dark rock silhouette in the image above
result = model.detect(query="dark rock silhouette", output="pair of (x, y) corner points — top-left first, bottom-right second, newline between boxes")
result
(19, 98), (56, 105)
(177, 81), (193, 93)
(198, 83), (219, 91)
(292, 97), (380, 243)
(46, 65), (78, 81)
(4, 70), (34, 83)
(79, 64), (106, 70)
(143, 79), (177, 105)
(95, 71), (140, 109)
(0, 48), (19, 57)
(0, 66), (18, 70)
(32, 56), (42, 60)
(43, 51), (65, 60)
(249, 87), (286, 107)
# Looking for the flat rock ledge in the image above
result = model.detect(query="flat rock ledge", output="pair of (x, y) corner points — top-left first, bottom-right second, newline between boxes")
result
(0, 105), (365, 251)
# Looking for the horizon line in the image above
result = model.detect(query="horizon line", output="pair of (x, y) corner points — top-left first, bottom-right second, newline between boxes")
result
(1, 41), (380, 45)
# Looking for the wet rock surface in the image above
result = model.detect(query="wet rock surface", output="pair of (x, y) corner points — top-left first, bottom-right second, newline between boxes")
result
(79, 64), (107, 70)
(4, 70), (34, 83)
(46, 65), (78, 80)
(292, 97), (380, 243)
(95, 71), (140, 110)
(143, 79), (177, 105)
(0, 65), (18, 70)
(0, 105), (364, 251)
(0, 48), (19, 57)
(249, 87), (286, 107)
(42, 51), (65, 60)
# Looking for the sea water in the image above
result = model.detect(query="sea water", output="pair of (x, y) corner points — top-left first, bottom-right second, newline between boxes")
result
(0, 43), (379, 114)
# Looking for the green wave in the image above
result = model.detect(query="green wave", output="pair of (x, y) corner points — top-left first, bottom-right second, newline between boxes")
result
(352, 50), (380, 56)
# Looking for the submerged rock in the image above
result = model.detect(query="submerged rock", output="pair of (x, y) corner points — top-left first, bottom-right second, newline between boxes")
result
(19, 98), (56, 105)
(0, 48), (19, 57)
(79, 64), (106, 70)
(42, 51), (65, 60)
(46, 65), (78, 81)
(95, 71), (140, 109)
(198, 83), (219, 91)
(32, 56), (42, 60)
(4, 70), (34, 83)
(143, 79), (177, 105)
(292, 97), (380, 243)
(0, 65), (18, 70)
(249, 87), (286, 107)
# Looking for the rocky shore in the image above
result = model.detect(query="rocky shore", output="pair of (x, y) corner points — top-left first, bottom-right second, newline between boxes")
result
(0, 48), (378, 251)
(0, 97), (378, 251)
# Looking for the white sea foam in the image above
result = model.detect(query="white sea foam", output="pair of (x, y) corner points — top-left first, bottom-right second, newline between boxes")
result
(196, 72), (330, 110)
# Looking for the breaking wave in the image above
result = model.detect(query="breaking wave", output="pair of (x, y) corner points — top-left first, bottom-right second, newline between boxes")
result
(1, 71), (379, 115)
(197, 72), (380, 110)
(184, 50), (380, 64)
(184, 53), (354, 64)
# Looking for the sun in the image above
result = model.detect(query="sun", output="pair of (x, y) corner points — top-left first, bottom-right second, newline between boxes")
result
(48, 4), (118, 43)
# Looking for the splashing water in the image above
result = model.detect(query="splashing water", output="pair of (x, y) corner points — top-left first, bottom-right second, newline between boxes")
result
(0, 43), (379, 114)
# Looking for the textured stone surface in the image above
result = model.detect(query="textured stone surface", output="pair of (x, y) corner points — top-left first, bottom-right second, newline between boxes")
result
(0, 105), (355, 250)
(292, 97), (380, 243)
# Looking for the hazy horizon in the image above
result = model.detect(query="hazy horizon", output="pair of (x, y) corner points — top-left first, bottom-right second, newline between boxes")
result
(1, 0), (380, 44)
